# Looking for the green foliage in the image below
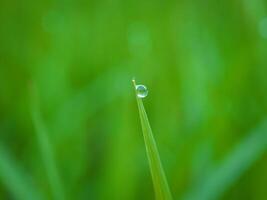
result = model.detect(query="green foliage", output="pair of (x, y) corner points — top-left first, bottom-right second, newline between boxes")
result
(30, 87), (65, 200)
(0, 145), (42, 200)
(183, 120), (267, 200)
(133, 80), (173, 200)
(0, 0), (267, 199)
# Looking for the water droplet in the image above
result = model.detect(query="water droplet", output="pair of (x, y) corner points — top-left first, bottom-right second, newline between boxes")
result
(136, 84), (148, 98)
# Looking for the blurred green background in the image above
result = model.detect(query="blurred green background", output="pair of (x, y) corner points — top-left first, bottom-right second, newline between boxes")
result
(0, 0), (267, 199)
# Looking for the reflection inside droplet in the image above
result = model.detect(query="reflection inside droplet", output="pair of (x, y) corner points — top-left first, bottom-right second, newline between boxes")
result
(136, 85), (148, 98)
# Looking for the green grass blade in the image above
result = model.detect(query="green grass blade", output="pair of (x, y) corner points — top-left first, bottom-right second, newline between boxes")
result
(0, 144), (43, 200)
(183, 120), (267, 200)
(133, 79), (173, 200)
(52, 69), (131, 137)
(30, 86), (65, 200)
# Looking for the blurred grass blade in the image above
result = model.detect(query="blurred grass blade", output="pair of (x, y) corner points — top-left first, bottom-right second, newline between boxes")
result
(52, 68), (132, 137)
(183, 120), (267, 200)
(133, 79), (173, 200)
(30, 85), (65, 200)
(0, 144), (43, 200)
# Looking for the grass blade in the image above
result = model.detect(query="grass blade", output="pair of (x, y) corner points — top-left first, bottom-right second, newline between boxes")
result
(30, 85), (65, 200)
(0, 144), (43, 200)
(133, 79), (173, 200)
(183, 120), (267, 200)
